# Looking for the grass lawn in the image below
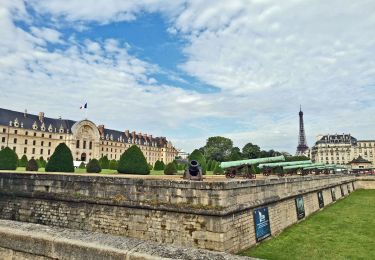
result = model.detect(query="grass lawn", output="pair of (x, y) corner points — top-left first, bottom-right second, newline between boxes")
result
(240, 189), (375, 260)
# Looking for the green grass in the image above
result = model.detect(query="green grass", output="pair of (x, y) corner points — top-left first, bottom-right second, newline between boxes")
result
(240, 189), (375, 260)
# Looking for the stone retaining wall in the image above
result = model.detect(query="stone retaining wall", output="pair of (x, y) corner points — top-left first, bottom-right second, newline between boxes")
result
(0, 172), (356, 253)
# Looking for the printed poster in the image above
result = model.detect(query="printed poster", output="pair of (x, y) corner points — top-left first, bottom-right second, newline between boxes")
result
(295, 196), (305, 220)
(317, 191), (324, 208)
(253, 207), (271, 242)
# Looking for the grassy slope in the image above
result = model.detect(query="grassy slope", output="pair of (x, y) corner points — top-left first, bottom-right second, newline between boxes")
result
(240, 189), (375, 260)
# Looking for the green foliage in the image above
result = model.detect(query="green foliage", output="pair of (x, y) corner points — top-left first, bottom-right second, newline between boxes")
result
(148, 163), (153, 171)
(26, 158), (39, 171)
(79, 162), (86, 169)
(86, 159), (101, 173)
(242, 143), (261, 159)
(206, 159), (212, 171)
(118, 145), (150, 175)
(203, 136), (233, 162)
(19, 155), (28, 167)
(109, 159), (118, 170)
(285, 155), (310, 162)
(99, 155), (110, 169)
(249, 164), (261, 174)
(37, 156), (47, 168)
(45, 143), (74, 172)
(164, 162), (177, 175)
(154, 160), (165, 171)
(213, 163), (224, 174)
(189, 149), (207, 174)
(228, 147), (243, 161)
(0, 147), (18, 170)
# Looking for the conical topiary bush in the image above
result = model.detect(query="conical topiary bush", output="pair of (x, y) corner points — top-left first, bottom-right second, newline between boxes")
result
(0, 147), (18, 170)
(45, 143), (74, 172)
(118, 145), (150, 175)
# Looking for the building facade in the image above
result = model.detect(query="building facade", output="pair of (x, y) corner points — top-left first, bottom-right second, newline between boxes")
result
(310, 133), (375, 166)
(0, 108), (178, 165)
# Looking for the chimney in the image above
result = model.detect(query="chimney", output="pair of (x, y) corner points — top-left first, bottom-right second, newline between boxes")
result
(38, 112), (44, 123)
(98, 125), (105, 136)
(24, 109), (27, 118)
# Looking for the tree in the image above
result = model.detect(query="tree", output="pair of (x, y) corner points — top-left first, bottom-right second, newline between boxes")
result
(19, 155), (28, 167)
(164, 162), (177, 175)
(109, 159), (118, 170)
(285, 155), (310, 162)
(26, 158), (39, 171)
(213, 163), (224, 175)
(189, 149), (207, 174)
(86, 159), (101, 173)
(242, 143), (261, 159)
(154, 160), (165, 171)
(203, 136), (233, 162)
(37, 156), (47, 168)
(118, 145), (150, 175)
(206, 159), (212, 171)
(45, 143), (74, 172)
(79, 162), (86, 169)
(228, 147), (243, 161)
(0, 147), (18, 170)
(99, 155), (110, 169)
(209, 160), (217, 171)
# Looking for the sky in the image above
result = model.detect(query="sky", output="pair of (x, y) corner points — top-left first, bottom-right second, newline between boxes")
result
(1, 0), (375, 154)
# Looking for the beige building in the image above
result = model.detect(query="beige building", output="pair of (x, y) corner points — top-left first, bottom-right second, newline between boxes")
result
(310, 134), (375, 166)
(0, 108), (178, 165)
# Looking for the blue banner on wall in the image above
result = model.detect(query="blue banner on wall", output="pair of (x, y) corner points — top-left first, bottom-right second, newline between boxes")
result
(253, 207), (271, 242)
(295, 196), (305, 220)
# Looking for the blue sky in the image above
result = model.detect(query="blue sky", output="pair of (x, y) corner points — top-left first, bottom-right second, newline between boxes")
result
(1, 0), (375, 153)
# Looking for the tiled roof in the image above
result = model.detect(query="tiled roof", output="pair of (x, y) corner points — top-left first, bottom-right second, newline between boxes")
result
(316, 134), (357, 145)
(349, 156), (372, 164)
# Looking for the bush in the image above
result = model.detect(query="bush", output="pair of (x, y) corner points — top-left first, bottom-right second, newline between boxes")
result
(86, 159), (101, 173)
(0, 147), (18, 170)
(118, 145), (150, 174)
(148, 163), (153, 171)
(154, 160), (165, 171)
(189, 149), (207, 174)
(45, 143), (74, 172)
(26, 159), (39, 171)
(109, 159), (118, 170)
(19, 155), (28, 167)
(164, 162), (177, 175)
(213, 163), (224, 175)
(37, 157), (47, 168)
(99, 156), (110, 169)
(79, 161), (86, 169)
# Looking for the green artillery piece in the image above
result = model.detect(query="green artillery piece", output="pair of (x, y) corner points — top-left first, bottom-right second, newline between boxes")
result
(220, 155), (285, 179)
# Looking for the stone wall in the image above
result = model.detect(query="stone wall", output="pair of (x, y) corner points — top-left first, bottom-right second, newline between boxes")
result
(355, 176), (375, 189)
(0, 172), (357, 253)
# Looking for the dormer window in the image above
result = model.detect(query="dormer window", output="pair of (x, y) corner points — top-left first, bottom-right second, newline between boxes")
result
(110, 134), (113, 141)
(9, 121), (13, 126)
(32, 121), (38, 130)
(48, 124), (53, 132)
(106, 134), (109, 140)
(20, 123), (23, 128)
(14, 118), (19, 127)
(41, 123), (46, 131)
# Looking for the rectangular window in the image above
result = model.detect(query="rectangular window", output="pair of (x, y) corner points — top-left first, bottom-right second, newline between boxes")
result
(14, 130), (17, 134)
(83, 141), (86, 149)
(25, 131), (28, 135)
(25, 139), (28, 145)
(14, 138), (17, 144)
(41, 141), (44, 146)
(60, 136), (63, 139)
(76, 140), (80, 149)
(48, 149), (50, 155)
(40, 149), (43, 154)
(1, 137), (5, 142)
(33, 140), (36, 145)
(13, 147), (16, 152)
(89, 141), (92, 150)
(32, 148), (35, 154)
(48, 142), (51, 147)
(2, 128), (6, 133)
(42, 134), (44, 138)
(24, 147), (27, 154)
(34, 133), (36, 137)
(49, 134), (52, 138)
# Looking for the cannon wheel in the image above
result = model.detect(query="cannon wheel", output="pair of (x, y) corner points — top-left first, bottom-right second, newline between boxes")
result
(225, 169), (236, 178)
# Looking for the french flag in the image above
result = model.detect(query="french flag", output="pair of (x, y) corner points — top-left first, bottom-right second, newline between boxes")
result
(80, 103), (87, 109)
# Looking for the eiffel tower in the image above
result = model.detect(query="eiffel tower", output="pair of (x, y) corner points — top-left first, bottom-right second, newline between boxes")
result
(296, 106), (309, 155)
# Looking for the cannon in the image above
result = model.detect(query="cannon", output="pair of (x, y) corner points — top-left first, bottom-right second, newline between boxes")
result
(176, 159), (203, 181)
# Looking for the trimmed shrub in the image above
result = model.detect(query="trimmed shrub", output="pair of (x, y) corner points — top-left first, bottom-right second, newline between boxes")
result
(0, 147), (18, 170)
(189, 149), (207, 174)
(118, 145), (150, 175)
(154, 160), (165, 171)
(99, 156), (110, 169)
(213, 163), (224, 175)
(45, 143), (74, 172)
(79, 162), (86, 169)
(109, 159), (118, 170)
(86, 159), (101, 173)
(164, 162), (177, 175)
(19, 155), (28, 167)
(26, 159), (39, 171)
(37, 157), (47, 168)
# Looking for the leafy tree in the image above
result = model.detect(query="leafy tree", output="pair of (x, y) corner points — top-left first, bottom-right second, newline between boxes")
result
(164, 162), (177, 175)
(118, 145), (150, 175)
(203, 136), (233, 162)
(208, 160), (217, 171)
(285, 155), (310, 162)
(213, 163), (224, 175)
(86, 159), (101, 173)
(206, 159), (212, 171)
(0, 147), (18, 170)
(19, 155), (28, 167)
(242, 143), (261, 159)
(26, 158), (39, 171)
(228, 147), (243, 161)
(37, 156), (47, 168)
(79, 162), (86, 169)
(189, 149), (206, 174)
(45, 143), (74, 172)
(99, 155), (110, 169)
(109, 159), (118, 170)
(154, 160), (165, 171)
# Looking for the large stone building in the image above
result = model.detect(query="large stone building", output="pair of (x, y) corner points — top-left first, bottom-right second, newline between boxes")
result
(0, 108), (178, 165)
(310, 133), (375, 166)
